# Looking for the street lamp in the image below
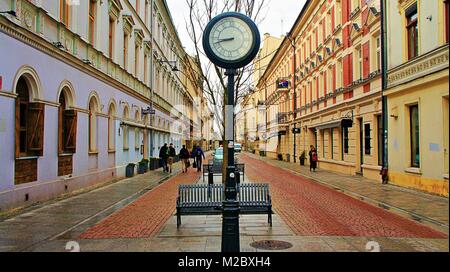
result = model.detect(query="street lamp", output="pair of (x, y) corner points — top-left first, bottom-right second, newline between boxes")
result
(286, 33), (298, 164)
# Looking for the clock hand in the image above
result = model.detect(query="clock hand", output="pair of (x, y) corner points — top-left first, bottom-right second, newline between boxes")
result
(215, 37), (235, 44)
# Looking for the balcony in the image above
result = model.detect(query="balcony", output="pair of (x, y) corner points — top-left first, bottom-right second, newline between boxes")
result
(276, 78), (291, 92)
(277, 112), (289, 124)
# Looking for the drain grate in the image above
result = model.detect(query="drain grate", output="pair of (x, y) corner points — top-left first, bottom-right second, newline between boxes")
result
(250, 240), (293, 250)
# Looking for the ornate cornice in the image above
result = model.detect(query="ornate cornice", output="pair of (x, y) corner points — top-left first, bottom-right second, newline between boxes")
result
(387, 45), (449, 88)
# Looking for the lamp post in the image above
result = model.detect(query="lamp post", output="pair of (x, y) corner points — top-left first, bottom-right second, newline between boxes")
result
(286, 34), (297, 163)
(202, 12), (260, 252)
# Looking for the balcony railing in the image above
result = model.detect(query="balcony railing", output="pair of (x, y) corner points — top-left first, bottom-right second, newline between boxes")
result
(277, 112), (289, 124)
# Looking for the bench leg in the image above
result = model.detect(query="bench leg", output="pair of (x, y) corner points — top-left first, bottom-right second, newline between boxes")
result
(268, 209), (273, 227)
(177, 210), (181, 228)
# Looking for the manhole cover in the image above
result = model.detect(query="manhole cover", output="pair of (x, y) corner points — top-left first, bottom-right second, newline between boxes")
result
(250, 240), (293, 250)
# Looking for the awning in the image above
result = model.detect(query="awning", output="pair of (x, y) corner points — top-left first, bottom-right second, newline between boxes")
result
(311, 119), (353, 130)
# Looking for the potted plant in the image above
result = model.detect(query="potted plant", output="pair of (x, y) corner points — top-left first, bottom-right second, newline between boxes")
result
(299, 151), (306, 165)
(277, 153), (283, 161)
(137, 159), (149, 174)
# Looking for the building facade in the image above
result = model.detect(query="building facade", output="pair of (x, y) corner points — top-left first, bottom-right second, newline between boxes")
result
(0, 0), (193, 211)
(256, 0), (383, 181)
(384, 0), (449, 196)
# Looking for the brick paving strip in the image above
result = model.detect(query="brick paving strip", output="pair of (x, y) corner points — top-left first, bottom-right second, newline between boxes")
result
(244, 152), (449, 233)
(240, 154), (447, 238)
(79, 169), (202, 239)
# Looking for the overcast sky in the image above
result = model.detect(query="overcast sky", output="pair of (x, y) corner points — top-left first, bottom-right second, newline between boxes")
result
(166, 0), (307, 55)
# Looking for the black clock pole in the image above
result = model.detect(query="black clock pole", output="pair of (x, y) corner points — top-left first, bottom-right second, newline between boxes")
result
(221, 68), (240, 252)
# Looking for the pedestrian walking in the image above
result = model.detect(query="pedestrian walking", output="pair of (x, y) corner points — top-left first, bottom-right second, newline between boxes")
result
(179, 145), (190, 173)
(309, 145), (318, 172)
(159, 143), (169, 172)
(193, 145), (205, 172)
(167, 143), (176, 173)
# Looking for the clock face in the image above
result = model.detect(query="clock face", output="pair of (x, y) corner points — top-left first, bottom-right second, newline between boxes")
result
(203, 12), (260, 69)
(208, 17), (254, 62)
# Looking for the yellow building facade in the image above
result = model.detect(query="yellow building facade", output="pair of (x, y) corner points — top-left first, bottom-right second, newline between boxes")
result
(256, 0), (384, 182)
(384, 0), (449, 196)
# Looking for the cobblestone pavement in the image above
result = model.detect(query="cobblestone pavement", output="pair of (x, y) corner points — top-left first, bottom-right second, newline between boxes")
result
(240, 154), (447, 239)
(79, 168), (202, 239)
(0, 163), (181, 252)
(244, 152), (449, 234)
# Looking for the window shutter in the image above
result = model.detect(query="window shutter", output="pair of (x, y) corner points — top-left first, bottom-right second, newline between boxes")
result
(64, 109), (78, 153)
(26, 102), (45, 156)
(15, 98), (20, 158)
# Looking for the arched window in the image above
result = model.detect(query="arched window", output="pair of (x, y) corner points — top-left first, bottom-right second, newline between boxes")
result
(108, 103), (116, 151)
(135, 110), (140, 150)
(88, 96), (99, 152)
(58, 87), (77, 154)
(15, 76), (45, 158)
(123, 106), (129, 150)
(14, 74), (44, 185)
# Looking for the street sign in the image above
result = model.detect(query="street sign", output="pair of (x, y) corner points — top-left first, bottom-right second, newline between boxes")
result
(142, 107), (156, 115)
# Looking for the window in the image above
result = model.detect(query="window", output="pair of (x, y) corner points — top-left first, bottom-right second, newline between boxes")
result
(145, 0), (149, 26)
(108, 105), (115, 151)
(17, 78), (30, 157)
(60, 0), (70, 26)
(445, 0), (449, 43)
(88, 97), (98, 152)
(123, 33), (129, 70)
(376, 36), (381, 71)
(377, 115), (383, 166)
(88, 0), (96, 45)
(135, 44), (140, 78)
(123, 107), (129, 150)
(343, 126), (349, 156)
(410, 105), (420, 167)
(144, 54), (148, 84)
(364, 123), (371, 155)
(135, 128), (140, 150)
(109, 17), (115, 59)
(355, 46), (362, 80)
(330, 128), (334, 160)
(58, 90), (77, 154)
(406, 3), (418, 60)
(15, 77), (45, 158)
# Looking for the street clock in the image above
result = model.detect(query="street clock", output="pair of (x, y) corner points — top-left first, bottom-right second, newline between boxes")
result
(203, 12), (260, 69)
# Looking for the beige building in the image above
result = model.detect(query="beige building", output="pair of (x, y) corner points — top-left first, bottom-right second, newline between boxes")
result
(237, 34), (282, 153)
(384, 0), (449, 196)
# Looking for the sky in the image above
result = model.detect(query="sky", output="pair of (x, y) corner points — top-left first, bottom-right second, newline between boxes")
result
(166, 0), (307, 55)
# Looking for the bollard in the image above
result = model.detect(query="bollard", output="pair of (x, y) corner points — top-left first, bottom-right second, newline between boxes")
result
(208, 172), (214, 185)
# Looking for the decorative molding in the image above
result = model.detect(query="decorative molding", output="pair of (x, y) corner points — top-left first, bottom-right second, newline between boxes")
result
(0, 90), (18, 99)
(108, 0), (123, 21)
(387, 45), (449, 88)
(122, 15), (135, 34)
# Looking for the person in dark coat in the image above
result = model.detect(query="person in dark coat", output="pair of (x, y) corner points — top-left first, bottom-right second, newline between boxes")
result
(159, 143), (169, 172)
(309, 145), (318, 172)
(193, 145), (205, 172)
(179, 145), (190, 173)
(167, 143), (176, 173)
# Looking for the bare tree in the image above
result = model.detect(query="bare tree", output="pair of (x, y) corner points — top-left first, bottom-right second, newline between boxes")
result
(183, 0), (269, 181)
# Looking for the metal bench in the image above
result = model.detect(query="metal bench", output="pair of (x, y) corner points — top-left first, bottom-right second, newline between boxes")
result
(202, 163), (245, 183)
(176, 183), (272, 228)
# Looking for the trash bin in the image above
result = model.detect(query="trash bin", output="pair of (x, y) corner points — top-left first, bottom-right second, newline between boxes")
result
(126, 163), (135, 177)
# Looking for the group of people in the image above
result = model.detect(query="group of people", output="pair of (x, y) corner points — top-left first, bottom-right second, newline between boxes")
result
(159, 144), (205, 173)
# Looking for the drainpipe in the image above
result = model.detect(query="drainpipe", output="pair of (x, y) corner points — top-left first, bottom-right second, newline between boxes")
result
(381, 0), (389, 184)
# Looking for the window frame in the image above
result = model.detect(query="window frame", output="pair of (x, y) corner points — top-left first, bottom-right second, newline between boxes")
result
(409, 104), (420, 168)
(406, 4), (419, 60)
